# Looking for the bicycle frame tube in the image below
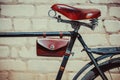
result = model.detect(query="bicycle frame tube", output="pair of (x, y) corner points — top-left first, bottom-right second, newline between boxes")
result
(0, 19), (110, 80)
(56, 31), (78, 80)
(0, 31), (71, 37)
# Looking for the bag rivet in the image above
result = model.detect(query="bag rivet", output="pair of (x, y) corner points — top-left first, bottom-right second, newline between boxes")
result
(50, 44), (55, 50)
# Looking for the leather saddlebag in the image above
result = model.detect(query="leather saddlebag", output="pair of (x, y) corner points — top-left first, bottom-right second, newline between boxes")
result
(36, 38), (69, 57)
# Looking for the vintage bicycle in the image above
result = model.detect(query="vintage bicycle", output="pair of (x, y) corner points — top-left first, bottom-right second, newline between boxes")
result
(0, 4), (120, 80)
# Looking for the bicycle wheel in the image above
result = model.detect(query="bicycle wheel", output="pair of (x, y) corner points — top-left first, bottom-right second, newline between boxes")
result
(74, 57), (120, 80)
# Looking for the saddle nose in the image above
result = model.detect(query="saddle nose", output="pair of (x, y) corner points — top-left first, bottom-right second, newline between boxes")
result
(51, 4), (101, 20)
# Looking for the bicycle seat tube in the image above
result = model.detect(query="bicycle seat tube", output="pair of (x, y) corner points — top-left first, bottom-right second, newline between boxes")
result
(56, 22), (80, 80)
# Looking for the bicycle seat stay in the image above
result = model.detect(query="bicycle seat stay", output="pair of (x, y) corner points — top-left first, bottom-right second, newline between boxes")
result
(51, 4), (101, 20)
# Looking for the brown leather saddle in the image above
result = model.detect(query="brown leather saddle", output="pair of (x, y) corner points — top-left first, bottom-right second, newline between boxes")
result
(51, 4), (101, 20)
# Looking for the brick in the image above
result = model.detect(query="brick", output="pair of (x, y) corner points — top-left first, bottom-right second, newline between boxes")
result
(82, 34), (109, 46)
(37, 74), (47, 80)
(109, 7), (120, 18)
(0, 38), (27, 46)
(68, 72), (86, 80)
(0, 46), (10, 57)
(90, 0), (120, 3)
(1, 5), (34, 17)
(19, 46), (37, 58)
(18, 0), (50, 3)
(71, 46), (89, 60)
(0, 59), (26, 71)
(104, 20), (120, 33)
(27, 37), (37, 45)
(0, 0), (12, 3)
(109, 34), (120, 46)
(27, 60), (60, 73)
(90, 0), (108, 3)
(36, 5), (50, 17)
(74, 5), (107, 18)
(53, 0), (87, 4)
(32, 19), (48, 31)
(0, 18), (12, 31)
(53, 0), (71, 4)
(47, 73), (57, 80)
(13, 19), (31, 31)
(9, 72), (37, 80)
(0, 72), (8, 80)
(47, 73), (67, 80)
(69, 0), (88, 3)
(47, 19), (68, 31)
(11, 47), (19, 58)
(68, 73), (76, 80)
(66, 60), (89, 72)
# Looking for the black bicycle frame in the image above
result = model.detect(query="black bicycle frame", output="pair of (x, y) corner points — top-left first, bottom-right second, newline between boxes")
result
(0, 30), (108, 80)
(0, 18), (113, 80)
(0, 31), (71, 37)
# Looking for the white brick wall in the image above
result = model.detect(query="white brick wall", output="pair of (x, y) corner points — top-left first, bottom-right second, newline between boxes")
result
(0, 46), (10, 57)
(0, 38), (27, 46)
(109, 7), (120, 18)
(9, 72), (37, 80)
(0, 0), (120, 80)
(32, 19), (48, 31)
(1, 5), (35, 17)
(18, 0), (50, 3)
(13, 18), (31, 31)
(109, 34), (120, 46)
(104, 20), (120, 33)
(82, 34), (109, 46)
(90, 0), (120, 3)
(0, 18), (12, 31)
(27, 60), (60, 73)
(0, 59), (26, 71)
(36, 5), (50, 17)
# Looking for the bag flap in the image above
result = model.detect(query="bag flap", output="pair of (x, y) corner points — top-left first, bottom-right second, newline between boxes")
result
(37, 38), (69, 51)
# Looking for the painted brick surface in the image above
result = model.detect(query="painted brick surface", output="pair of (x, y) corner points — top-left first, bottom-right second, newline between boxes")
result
(109, 34), (120, 46)
(0, 46), (10, 57)
(1, 5), (35, 17)
(27, 60), (60, 73)
(13, 18), (31, 31)
(0, 0), (120, 80)
(18, 0), (50, 3)
(90, 0), (120, 3)
(109, 7), (120, 18)
(0, 18), (12, 31)
(0, 59), (26, 71)
(104, 20), (120, 33)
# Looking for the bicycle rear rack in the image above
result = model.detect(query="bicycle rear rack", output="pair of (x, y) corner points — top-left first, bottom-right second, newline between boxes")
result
(91, 47), (120, 55)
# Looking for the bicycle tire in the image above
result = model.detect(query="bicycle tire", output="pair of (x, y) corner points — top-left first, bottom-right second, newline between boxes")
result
(74, 57), (120, 80)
